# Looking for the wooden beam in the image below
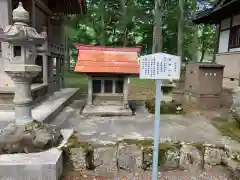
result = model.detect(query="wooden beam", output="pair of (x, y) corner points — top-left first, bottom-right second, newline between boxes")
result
(35, 0), (52, 15)
(32, 0), (36, 28)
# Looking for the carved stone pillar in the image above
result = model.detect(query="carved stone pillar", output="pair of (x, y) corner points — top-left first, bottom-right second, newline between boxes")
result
(87, 76), (93, 105)
(123, 77), (128, 108)
(5, 65), (41, 125)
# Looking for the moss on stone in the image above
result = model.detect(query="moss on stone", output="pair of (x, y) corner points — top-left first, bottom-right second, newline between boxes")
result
(121, 139), (153, 147)
(61, 135), (89, 157)
(24, 120), (50, 131)
(158, 142), (178, 166)
(61, 135), (90, 168)
(191, 142), (205, 155)
(65, 135), (90, 149)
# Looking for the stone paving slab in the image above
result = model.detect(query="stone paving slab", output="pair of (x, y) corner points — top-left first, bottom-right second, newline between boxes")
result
(0, 88), (79, 130)
(50, 101), (236, 146)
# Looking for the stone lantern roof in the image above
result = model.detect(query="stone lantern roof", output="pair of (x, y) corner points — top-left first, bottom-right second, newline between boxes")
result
(12, 2), (30, 24)
(0, 2), (45, 45)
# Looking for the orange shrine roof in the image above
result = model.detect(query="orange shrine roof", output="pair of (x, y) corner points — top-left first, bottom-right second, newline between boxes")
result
(74, 44), (142, 75)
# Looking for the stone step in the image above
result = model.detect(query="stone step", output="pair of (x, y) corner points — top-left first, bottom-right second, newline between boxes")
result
(0, 88), (79, 128)
(82, 105), (133, 116)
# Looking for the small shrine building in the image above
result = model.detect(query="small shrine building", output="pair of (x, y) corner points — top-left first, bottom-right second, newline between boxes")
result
(75, 44), (141, 111)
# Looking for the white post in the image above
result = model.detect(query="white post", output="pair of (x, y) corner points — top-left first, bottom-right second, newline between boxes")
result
(139, 52), (181, 180)
(152, 79), (161, 180)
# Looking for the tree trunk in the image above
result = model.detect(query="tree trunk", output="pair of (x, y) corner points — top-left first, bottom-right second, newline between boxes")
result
(192, 0), (198, 62)
(177, 0), (184, 62)
(212, 24), (219, 63)
(152, 0), (163, 54)
(120, 0), (128, 47)
(200, 49), (205, 62)
(100, 0), (105, 45)
(65, 36), (70, 71)
(200, 26), (206, 62)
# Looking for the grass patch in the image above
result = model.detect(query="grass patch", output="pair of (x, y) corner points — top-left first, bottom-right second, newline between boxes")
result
(64, 71), (88, 99)
(128, 77), (155, 100)
(212, 117), (240, 142)
(145, 99), (185, 114)
(64, 71), (88, 91)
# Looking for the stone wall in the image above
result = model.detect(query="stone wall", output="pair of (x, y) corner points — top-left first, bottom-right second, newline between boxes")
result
(66, 139), (240, 179)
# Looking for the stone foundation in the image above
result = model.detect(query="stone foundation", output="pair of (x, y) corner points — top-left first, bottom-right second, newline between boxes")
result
(67, 139), (240, 178)
(173, 90), (233, 110)
(82, 105), (133, 116)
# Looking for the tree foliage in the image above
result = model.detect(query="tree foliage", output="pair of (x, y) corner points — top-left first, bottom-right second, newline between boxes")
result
(65, 0), (217, 62)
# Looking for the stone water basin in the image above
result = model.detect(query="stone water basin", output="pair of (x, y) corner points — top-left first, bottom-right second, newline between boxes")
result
(0, 129), (73, 180)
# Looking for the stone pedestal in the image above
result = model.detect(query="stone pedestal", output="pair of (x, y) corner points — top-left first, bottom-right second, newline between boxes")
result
(87, 76), (93, 105)
(5, 64), (41, 125)
(123, 77), (128, 108)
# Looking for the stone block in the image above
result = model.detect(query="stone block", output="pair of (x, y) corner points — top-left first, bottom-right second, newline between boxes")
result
(117, 143), (143, 172)
(204, 147), (227, 167)
(69, 147), (86, 171)
(179, 144), (203, 174)
(142, 147), (152, 170)
(0, 148), (62, 180)
(164, 148), (180, 169)
(94, 146), (118, 176)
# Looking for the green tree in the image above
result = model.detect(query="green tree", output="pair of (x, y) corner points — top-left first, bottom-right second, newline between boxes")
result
(65, 0), (217, 64)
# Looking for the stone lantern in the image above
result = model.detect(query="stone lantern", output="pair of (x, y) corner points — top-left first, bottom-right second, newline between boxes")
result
(0, 2), (45, 125)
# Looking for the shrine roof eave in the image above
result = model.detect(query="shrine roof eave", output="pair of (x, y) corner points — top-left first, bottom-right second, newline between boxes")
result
(77, 72), (139, 77)
(74, 66), (140, 75)
(76, 44), (142, 52)
(47, 0), (86, 15)
(193, 0), (240, 24)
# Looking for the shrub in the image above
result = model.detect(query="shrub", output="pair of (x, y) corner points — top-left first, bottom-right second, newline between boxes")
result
(145, 99), (184, 114)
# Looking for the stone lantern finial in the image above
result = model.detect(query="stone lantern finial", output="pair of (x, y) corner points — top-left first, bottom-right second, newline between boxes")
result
(12, 2), (30, 23)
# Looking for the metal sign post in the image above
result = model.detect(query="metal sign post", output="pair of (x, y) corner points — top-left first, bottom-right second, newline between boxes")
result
(139, 53), (181, 180)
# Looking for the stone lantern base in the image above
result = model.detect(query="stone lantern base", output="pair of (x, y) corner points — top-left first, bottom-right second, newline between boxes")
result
(5, 64), (41, 125)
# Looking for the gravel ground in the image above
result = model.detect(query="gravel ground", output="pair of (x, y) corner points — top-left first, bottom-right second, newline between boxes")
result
(62, 166), (232, 180)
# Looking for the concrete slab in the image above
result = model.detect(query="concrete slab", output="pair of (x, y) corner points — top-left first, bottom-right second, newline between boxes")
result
(0, 88), (79, 128)
(82, 105), (132, 116)
(0, 148), (62, 180)
(223, 78), (238, 89)
(0, 128), (73, 180)
(51, 101), (239, 149)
